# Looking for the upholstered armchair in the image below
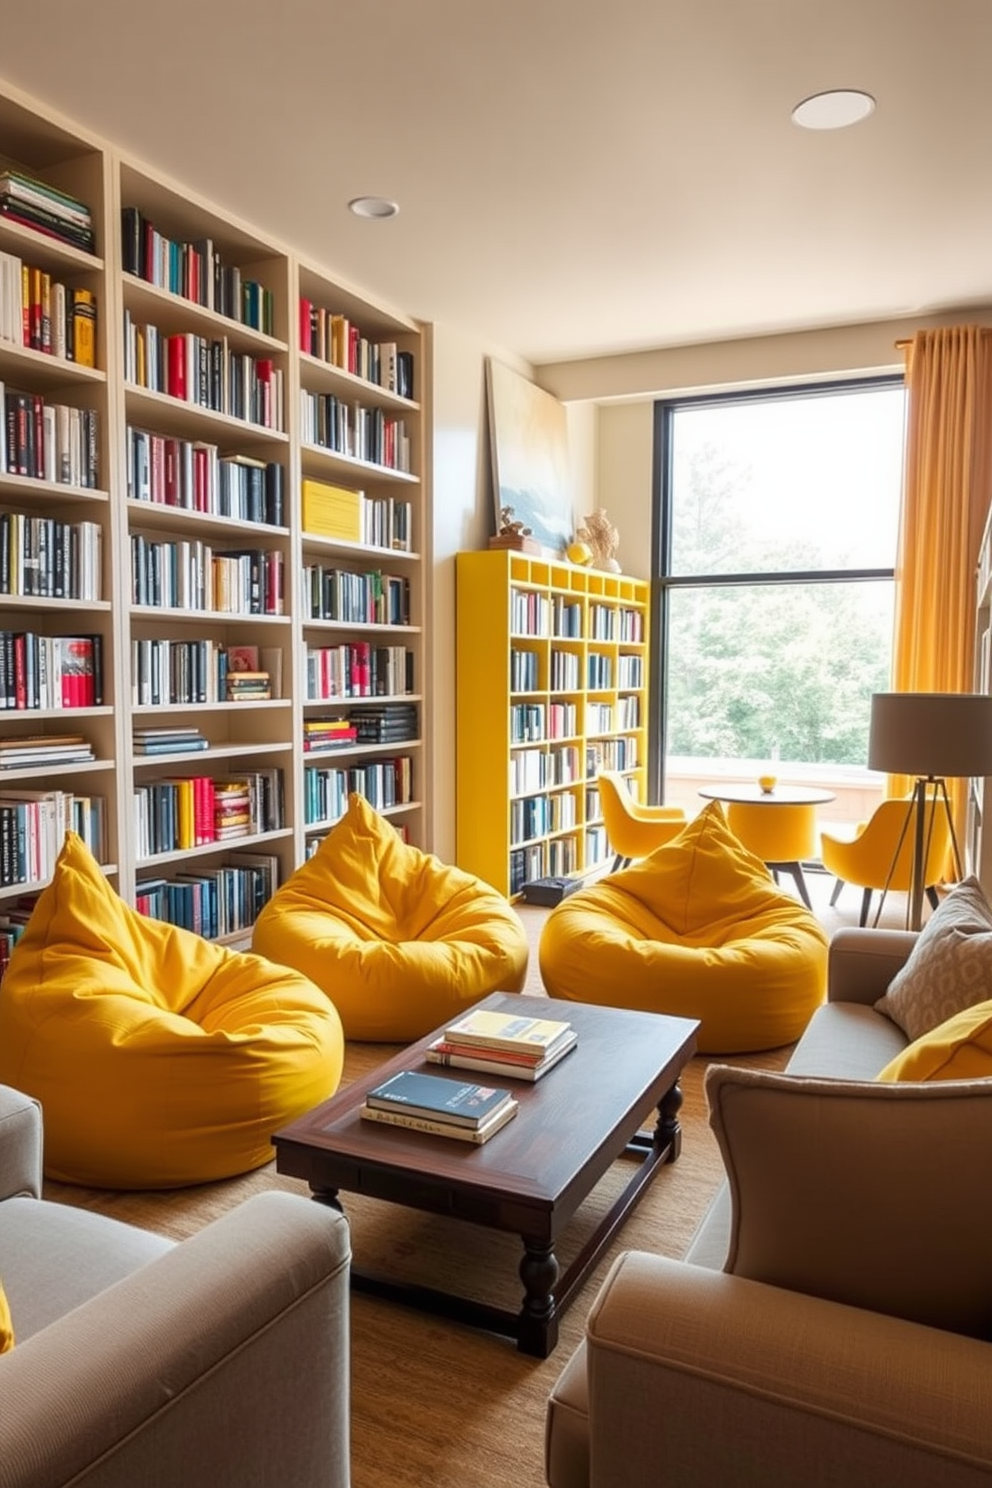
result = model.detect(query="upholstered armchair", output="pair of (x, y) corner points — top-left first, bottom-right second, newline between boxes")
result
(0, 1084), (352, 1488)
(597, 771), (686, 871)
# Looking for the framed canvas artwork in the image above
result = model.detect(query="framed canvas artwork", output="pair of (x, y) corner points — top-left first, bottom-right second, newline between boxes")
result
(486, 359), (573, 555)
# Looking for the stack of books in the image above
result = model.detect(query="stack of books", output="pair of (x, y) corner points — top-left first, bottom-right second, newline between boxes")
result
(359, 1070), (518, 1144)
(0, 733), (94, 770)
(303, 717), (358, 751)
(0, 170), (95, 253)
(426, 1009), (578, 1083)
(226, 670), (270, 702)
(352, 701), (418, 744)
(133, 726), (209, 756)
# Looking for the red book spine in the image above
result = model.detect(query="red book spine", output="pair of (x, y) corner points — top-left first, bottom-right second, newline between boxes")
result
(13, 634), (27, 709)
(167, 335), (187, 400)
(298, 298), (312, 354)
(194, 446), (208, 512)
(33, 394), (45, 480)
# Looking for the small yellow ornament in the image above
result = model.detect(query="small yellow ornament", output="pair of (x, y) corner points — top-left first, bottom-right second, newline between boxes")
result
(566, 540), (593, 565)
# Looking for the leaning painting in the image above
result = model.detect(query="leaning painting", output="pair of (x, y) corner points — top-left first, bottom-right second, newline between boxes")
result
(486, 359), (573, 554)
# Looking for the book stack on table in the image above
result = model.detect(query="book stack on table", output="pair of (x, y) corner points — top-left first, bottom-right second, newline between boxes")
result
(425, 1009), (578, 1083)
(359, 1070), (518, 1144)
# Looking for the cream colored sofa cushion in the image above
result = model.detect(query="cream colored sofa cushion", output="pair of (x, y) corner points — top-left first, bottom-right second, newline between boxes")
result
(874, 876), (992, 1039)
(705, 1062), (992, 1338)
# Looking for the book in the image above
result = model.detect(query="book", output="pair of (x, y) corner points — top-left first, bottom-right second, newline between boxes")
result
(358, 1098), (518, 1144)
(425, 1029), (578, 1082)
(364, 1069), (513, 1128)
(226, 644), (259, 673)
(443, 1009), (574, 1056)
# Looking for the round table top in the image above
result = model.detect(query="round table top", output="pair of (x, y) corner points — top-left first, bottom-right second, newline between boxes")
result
(698, 783), (836, 806)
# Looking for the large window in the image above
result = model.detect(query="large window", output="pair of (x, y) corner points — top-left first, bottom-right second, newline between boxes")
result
(652, 379), (906, 808)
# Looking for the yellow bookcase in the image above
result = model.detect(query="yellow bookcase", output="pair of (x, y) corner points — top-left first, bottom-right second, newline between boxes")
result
(455, 549), (649, 897)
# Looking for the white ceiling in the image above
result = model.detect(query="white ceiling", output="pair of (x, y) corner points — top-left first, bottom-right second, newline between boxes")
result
(2, 0), (991, 367)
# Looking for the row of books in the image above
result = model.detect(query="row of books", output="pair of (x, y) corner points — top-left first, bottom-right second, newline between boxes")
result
(122, 207), (275, 333)
(304, 756), (413, 826)
(511, 592), (645, 645)
(127, 429), (286, 527)
(305, 641), (414, 702)
(123, 312), (284, 431)
(130, 535), (285, 614)
(510, 833), (607, 894)
(130, 639), (282, 707)
(0, 631), (102, 711)
(0, 170), (95, 253)
(510, 702), (577, 743)
(360, 1011), (578, 1144)
(297, 299), (414, 399)
(0, 790), (105, 887)
(511, 793), (577, 844)
(0, 251), (97, 365)
(301, 477), (413, 552)
(586, 736), (638, 772)
(299, 390), (412, 473)
(0, 512), (101, 601)
(510, 744), (582, 793)
(133, 768), (284, 859)
(134, 850), (279, 938)
(304, 564), (411, 627)
(0, 384), (100, 486)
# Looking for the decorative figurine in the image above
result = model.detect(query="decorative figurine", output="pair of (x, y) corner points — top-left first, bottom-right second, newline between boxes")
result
(575, 508), (621, 572)
(498, 505), (532, 539)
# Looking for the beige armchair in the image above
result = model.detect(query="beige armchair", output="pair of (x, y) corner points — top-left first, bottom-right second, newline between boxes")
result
(0, 1085), (351, 1488)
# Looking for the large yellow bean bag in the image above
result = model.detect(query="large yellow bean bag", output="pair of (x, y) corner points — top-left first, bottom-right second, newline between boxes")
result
(0, 833), (344, 1188)
(253, 794), (529, 1040)
(539, 802), (828, 1053)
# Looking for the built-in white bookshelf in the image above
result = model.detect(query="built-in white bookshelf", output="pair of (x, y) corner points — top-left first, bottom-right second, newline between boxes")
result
(0, 74), (429, 954)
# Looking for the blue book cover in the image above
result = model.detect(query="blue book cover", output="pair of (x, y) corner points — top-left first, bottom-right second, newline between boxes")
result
(365, 1070), (512, 1128)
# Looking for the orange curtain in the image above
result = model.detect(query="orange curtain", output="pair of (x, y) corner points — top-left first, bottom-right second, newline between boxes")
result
(891, 326), (992, 852)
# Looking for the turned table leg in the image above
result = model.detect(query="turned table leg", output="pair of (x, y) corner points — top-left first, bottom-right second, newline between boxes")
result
(517, 1239), (560, 1357)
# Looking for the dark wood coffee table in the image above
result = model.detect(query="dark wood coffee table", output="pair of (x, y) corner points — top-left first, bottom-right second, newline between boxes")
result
(273, 992), (698, 1356)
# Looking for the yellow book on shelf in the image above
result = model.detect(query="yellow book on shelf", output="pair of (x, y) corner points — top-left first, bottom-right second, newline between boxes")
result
(302, 477), (363, 541)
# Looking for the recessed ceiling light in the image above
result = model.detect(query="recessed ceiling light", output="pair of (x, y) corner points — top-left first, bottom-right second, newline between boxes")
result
(348, 196), (399, 219)
(791, 90), (875, 130)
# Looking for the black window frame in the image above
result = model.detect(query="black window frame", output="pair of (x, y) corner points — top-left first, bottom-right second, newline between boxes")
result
(648, 374), (905, 800)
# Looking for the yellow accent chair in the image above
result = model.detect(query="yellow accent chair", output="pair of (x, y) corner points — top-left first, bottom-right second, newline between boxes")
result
(597, 770), (687, 871)
(539, 801), (828, 1053)
(252, 793), (529, 1041)
(820, 794), (953, 926)
(0, 833), (345, 1189)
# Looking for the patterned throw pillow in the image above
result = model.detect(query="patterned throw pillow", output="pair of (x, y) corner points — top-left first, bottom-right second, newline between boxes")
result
(874, 876), (992, 1040)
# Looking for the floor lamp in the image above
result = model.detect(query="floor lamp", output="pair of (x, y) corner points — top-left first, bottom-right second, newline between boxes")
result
(867, 692), (992, 930)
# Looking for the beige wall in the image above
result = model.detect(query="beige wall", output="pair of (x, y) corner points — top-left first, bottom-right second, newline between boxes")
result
(428, 327), (533, 861)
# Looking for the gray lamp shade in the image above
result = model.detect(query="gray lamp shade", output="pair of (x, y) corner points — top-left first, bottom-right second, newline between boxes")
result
(868, 692), (992, 778)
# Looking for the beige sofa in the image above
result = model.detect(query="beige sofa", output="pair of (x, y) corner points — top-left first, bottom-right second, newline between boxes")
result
(546, 926), (992, 1487)
(0, 1084), (352, 1488)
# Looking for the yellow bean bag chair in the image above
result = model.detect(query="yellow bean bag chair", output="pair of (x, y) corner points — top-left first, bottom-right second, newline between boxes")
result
(0, 833), (345, 1188)
(252, 793), (529, 1040)
(539, 801), (828, 1053)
